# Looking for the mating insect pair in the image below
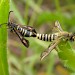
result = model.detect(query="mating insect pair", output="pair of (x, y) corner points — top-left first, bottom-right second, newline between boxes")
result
(0, 11), (75, 60)
(0, 11), (37, 48)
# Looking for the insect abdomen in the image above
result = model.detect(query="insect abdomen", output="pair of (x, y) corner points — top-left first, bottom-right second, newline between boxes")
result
(17, 25), (32, 37)
(36, 33), (58, 41)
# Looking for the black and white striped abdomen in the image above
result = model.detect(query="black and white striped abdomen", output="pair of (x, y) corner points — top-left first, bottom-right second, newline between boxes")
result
(16, 25), (33, 37)
(36, 33), (59, 41)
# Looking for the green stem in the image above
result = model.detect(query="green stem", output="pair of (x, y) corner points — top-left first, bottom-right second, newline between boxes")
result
(0, 0), (9, 75)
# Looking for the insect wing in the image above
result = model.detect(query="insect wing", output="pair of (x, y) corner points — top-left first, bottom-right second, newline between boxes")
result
(13, 29), (29, 48)
(40, 39), (60, 60)
(54, 21), (63, 32)
(21, 37), (29, 48)
(52, 21), (63, 33)
(22, 26), (37, 33)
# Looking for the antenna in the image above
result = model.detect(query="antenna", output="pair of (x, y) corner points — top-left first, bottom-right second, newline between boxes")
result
(0, 11), (13, 27)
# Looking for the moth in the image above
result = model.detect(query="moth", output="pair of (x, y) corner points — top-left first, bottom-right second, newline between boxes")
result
(0, 11), (37, 48)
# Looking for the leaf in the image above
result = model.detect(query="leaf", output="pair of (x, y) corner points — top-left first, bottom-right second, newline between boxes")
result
(58, 41), (75, 72)
(0, 0), (9, 75)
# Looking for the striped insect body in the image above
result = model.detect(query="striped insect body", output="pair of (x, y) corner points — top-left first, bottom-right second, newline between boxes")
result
(36, 33), (59, 42)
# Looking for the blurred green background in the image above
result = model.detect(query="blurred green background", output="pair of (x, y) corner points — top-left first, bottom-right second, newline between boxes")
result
(8, 0), (75, 75)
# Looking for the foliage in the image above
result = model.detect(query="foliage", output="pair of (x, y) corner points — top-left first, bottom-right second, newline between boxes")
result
(58, 41), (75, 72)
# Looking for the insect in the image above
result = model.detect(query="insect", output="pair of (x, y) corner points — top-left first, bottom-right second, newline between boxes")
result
(35, 21), (75, 60)
(0, 11), (37, 48)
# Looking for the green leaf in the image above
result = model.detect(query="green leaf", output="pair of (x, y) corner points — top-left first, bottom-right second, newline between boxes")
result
(58, 41), (75, 72)
(0, 0), (9, 75)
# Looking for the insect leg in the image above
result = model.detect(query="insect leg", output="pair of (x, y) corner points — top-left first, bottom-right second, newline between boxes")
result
(40, 39), (61, 61)
(13, 29), (29, 48)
